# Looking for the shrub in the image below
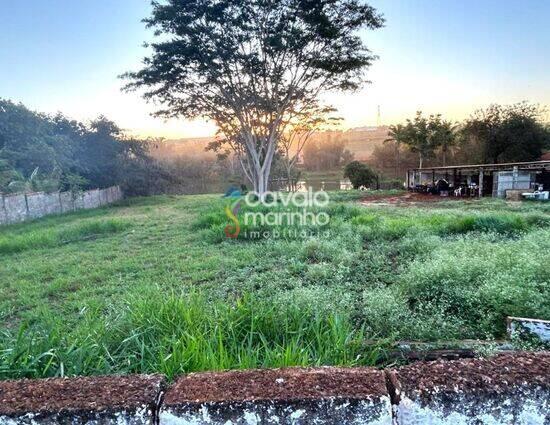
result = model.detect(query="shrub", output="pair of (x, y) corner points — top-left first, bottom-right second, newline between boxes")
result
(343, 161), (378, 189)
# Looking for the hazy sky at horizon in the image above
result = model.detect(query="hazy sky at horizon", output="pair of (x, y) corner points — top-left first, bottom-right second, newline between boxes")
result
(1, 0), (549, 138)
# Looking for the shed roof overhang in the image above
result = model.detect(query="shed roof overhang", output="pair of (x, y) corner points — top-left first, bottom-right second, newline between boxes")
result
(409, 160), (550, 174)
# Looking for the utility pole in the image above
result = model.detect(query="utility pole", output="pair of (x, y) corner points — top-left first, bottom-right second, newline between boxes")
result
(376, 105), (381, 127)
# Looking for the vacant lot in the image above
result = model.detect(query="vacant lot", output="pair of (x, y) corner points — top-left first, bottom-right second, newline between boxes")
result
(0, 191), (549, 379)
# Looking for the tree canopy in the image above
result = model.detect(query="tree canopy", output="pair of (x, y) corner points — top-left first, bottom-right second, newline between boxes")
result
(385, 112), (457, 169)
(463, 103), (550, 164)
(124, 0), (384, 195)
(0, 99), (165, 195)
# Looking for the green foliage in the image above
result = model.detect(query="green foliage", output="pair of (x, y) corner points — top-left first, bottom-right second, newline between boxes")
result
(375, 103), (549, 181)
(463, 103), (550, 164)
(0, 291), (381, 380)
(303, 139), (354, 171)
(123, 0), (383, 194)
(344, 161), (378, 189)
(0, 99), (168, 195)
(0, 218), (131, 255)
(0, 193), (549, 379)
(391, 111), (458, 169)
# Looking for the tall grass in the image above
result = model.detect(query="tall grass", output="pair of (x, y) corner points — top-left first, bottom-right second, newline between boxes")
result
(0, 291), (382, 380)
(352, 211), (543, 240)
(0, 218), (131, 254)
(1, 192), (549, 380)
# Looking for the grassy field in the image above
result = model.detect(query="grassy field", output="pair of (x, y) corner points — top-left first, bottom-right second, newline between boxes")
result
(0, 191), (549, 379)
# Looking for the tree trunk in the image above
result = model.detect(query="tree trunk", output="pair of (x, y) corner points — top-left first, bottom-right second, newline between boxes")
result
(239, 130), (277, 198)
(395, 143), (400, 178)
(419, 153), (423, 169)
(286, 164), (294, 192)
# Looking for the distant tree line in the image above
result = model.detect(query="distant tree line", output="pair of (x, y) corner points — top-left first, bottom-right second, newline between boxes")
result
(0, 99), (175, 196)
(302, 138), (354, 172)
(373, 103), (550, 179)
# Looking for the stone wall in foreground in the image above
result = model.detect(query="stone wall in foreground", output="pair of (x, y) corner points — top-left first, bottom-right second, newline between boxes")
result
(0, 352), (548, 424)
(0, 186), (123, 226)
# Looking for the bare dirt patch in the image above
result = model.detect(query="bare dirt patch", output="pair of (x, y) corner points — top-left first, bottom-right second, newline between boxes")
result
(361, 192), (475, 207)
(0, 374), (164, 416)
(389, 351), (550, 398)
(164, 367), (387, 404)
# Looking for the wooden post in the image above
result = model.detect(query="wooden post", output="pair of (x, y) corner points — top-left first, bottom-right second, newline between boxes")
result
(479, 167), (484, 198)
(453, 169), (458, 189)
(432, 170), (435, 185)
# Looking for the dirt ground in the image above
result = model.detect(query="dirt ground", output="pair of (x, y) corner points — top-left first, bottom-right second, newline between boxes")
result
(0, 375), (164, 416)
(361, 192), (476, 207)
(165, 367), (387, 404)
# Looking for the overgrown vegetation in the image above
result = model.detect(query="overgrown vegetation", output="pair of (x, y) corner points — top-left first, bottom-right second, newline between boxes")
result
(373, 103), (550, 180)
(0, 292), (376, 380)
(0, 192), (549, 379)
(0, 99), (173, 196)
(344, 161), (378, 189)
(0, 217), (131, 255)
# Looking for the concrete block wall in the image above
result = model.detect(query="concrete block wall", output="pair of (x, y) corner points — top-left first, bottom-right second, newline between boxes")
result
(0, 352), (548, 424)
(0, 186), (123, 226)
(0, 195), (7, 224)
(26, 192), (61, 219)
(82, 189), (101, 210)
(3, 194), (27, 224)
(59, 191), (75, 213)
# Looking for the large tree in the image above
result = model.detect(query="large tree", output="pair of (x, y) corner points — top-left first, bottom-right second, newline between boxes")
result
(429, 115), (457, 167)
(123, 0), (384, 195)
(463, 103), (550, 164)
(390, 112), (457, 169)
(401, 112), (436, 169)
(384, 123), (407, 177)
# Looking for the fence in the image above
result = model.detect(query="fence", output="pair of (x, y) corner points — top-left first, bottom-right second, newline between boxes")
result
(0, 186), (123, 226)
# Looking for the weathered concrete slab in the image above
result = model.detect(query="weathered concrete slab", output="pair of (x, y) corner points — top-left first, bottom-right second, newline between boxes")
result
(26, 192), (61, 219)
(507, 316), (550, 344)
(1, 352), (548, 424)
(73, 192), (85, 210)
(82, 189), (101, 209)
(99, 188), (109, 205)
(111, 186), (123, 203)
(0, 374), (165, 424)
(390, 352), (550, 424)
(160, 367), (392, 424)
(59, 191), (75, 213)
(0, 196), (6, 225)
(107, 187), (118, 203)
(3, 193), (27, 223)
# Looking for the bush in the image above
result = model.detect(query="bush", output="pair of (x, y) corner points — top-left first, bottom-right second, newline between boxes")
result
(343, 161), (378, 189)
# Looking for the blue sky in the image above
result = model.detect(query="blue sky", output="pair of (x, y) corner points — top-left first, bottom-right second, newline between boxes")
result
(1, 0), (549, 137)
